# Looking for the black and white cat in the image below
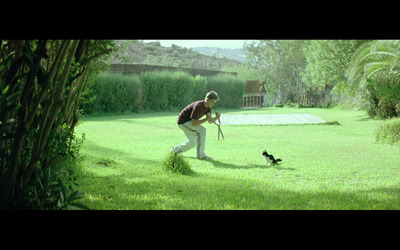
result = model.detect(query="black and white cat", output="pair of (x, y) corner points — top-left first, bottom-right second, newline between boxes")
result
(262, 150), (282, 165)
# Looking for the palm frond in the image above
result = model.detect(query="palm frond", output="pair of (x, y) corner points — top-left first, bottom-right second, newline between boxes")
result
(360, 51), (394, 65)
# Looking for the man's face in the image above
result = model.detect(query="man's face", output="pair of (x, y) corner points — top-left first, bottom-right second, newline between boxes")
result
(207, 99), (218, 108)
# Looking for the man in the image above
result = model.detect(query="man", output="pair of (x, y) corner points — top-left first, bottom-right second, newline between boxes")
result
(172, 91), (221, 160)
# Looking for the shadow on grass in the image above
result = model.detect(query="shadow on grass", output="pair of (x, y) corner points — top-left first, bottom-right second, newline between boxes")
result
(80, 169), (400, 209)
(77, 146), (400, 209)
(81, 111), (179, 122)
(209, 159), (296, 171)
(354, 114), (375, 122)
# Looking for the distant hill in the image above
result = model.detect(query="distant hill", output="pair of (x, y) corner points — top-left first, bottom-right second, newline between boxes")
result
(110, 40), (245, 71)
(192, 47), (247, 63)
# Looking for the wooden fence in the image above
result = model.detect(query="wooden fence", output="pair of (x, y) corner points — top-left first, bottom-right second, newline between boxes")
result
(240, 80), (265, 108)
(241, 95), (264, 108)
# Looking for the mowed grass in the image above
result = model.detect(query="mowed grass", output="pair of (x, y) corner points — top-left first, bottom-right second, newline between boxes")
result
(74, 107), (400, 210)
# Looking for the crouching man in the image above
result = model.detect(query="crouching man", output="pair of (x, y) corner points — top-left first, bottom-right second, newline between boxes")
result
(172, 91), (221, 160)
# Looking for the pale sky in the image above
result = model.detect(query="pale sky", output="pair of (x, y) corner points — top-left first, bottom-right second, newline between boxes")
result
(143, 40), (251, 49)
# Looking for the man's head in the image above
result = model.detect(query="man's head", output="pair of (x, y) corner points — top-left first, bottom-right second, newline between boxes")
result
(205, 91), (219, 108)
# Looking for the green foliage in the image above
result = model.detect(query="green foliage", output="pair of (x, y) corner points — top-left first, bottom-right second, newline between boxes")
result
(346, 40), (400, 118)
(244, 39), (400, 114)
(222, 64), (258, 82)
(244, 40), (307, 103)
(319, 120), (341, 125)
(162, 152), (193, 175)
(192, 75), (208, 101)
(24, 133), (89, 210)
(301, 40), (364, 90)
(375, 117), (400, 146)
(140, 71), (172, 111)
(165, 71), (199, 109)
(88, 72), (143, 113)
(81, 71), (245, 114)
(207, 74), (246, 108)
(0, 40), (115, 209)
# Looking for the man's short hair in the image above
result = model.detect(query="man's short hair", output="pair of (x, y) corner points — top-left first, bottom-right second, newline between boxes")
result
(206, 91), (219, 101)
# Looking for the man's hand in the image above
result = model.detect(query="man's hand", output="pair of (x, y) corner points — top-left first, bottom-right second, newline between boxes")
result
(215, 111), (221, 119)
(206, 112), (212, 121)
(207, 111), (221, 124)
(192, 112), (214, 126)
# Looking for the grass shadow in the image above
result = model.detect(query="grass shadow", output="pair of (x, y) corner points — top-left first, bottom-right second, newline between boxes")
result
(80, 110), (179, 122)
(266, 164), (296, 171)
(208, 159), (295, 171)
(354, 114), (375, 122)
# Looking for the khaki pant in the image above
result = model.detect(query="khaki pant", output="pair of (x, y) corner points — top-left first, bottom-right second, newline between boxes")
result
(173, 121), (207, 158)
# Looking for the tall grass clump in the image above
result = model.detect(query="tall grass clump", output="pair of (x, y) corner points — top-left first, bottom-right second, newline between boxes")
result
(207, 74), (246, 108)
(162, 152), (193, 175)
(375, 117), (400, 146)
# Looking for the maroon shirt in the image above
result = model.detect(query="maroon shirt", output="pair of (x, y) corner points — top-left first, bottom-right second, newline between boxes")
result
(177, 100), (211, 125)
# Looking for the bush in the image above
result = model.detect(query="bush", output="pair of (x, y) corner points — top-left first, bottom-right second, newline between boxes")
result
(140, 71), (207, 111)
(206, 74), (246, 108)
(192, 75), (208, 101)
(25, 132), (88, 210)
(81, 71), (245, 114)
(165, 71), (196, 110)
(140, 71), (170, 111)
(375, 117), (400, 146)
(82, 72), (142, 114)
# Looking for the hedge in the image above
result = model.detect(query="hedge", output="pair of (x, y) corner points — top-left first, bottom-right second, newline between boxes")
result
(80, 71), (245, 114)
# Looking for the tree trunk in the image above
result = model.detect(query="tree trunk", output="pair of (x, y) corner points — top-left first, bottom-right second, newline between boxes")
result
(1, 39), (114, 208)
(25, 40), (80, 181)
(3, 41), (47, 201)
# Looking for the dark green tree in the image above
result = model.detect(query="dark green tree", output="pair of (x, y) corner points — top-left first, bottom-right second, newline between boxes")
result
(244, 40), (307, 103)
(0, 40), (115, 209)
(301, 40), (366, 92)
(346, 40), (400, 118)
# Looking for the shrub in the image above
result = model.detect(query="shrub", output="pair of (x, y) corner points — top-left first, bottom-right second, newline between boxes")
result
(81, 71), (245, 114)
(206, 74), (246, 108)
(26, 132), (88, 210)
(192, 75), (208, 101)
(140, 71), (171, 111)
(82, 72), (142, 114)
(319, 120), (341, 125)
(140, 71), (207, 111)
(375, 117), (400, 146)
(166, 71), (196, 109)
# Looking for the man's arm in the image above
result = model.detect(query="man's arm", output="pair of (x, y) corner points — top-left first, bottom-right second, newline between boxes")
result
(192, 112), (212, 126)
(207, 111), (221, 124)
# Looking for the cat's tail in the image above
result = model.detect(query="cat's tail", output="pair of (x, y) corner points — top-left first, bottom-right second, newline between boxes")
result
(276, 158), (282, 162)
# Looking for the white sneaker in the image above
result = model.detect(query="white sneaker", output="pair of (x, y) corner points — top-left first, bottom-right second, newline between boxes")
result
(197, 155), (213, 161)
(171, 147), (182, 154)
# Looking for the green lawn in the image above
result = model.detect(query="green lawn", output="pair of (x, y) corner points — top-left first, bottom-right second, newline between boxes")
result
(74, 107), (400, 210)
